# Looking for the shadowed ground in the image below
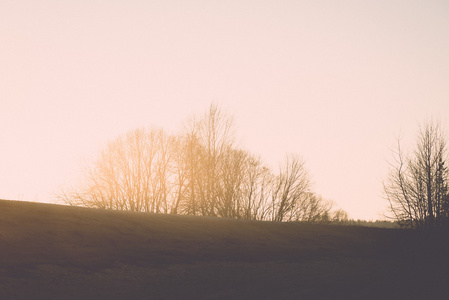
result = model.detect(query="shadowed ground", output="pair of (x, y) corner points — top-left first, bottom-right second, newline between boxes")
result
(0, 200), (447, 299)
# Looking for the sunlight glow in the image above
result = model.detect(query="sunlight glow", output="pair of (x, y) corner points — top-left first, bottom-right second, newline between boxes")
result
(1, 0), (449, 220)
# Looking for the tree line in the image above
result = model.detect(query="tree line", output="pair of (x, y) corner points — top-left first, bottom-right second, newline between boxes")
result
(59, 104), (347, 223)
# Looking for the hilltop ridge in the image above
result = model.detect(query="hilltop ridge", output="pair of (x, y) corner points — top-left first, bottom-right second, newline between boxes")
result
(0, 199), (447, 299)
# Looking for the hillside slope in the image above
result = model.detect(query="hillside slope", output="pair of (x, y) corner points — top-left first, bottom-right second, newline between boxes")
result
(0, 200), (447, 299)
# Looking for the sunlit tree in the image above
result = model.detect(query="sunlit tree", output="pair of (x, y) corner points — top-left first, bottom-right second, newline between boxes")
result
(239, 154), (273, 220)
(271, 154), (312, 222)
(59, 103), (348, 224)
(177, 103), (235, 217)
(58, 127), (176, 213)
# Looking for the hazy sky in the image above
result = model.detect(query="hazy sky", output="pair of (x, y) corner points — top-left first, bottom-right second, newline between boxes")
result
(1, 0), (449, 220)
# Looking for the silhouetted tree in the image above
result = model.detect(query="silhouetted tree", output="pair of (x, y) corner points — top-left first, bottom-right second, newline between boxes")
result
(292, 193), (335, 223)
(384, 120), (449, 229)
(330, 208), (349, 223)
(240, 154), (273, 220)
(271, 154), (312, 222)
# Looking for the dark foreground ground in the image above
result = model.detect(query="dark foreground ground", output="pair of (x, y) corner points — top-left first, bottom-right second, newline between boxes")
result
(0, 200), (448, 299)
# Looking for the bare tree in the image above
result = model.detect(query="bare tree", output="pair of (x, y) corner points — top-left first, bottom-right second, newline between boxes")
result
(271, 154), (312, 222)
(216, 147), (247, 218)
(178, 103), (235, 217)
(330, 208), (349, 223)
(59, 103), (349, 225)
(170, 125), (203, 215)
(293, 194), (348, 223)
(384, 120), (449, 229)
(291, 193), (330, 223)
(240, 154), (273, 220)
(58, 127), (176, 213)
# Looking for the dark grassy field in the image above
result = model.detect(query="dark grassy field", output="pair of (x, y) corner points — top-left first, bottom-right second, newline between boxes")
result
(0, 200), (448, 299)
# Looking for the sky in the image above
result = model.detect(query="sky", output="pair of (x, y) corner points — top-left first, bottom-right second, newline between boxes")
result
(1, 0), (449, 220)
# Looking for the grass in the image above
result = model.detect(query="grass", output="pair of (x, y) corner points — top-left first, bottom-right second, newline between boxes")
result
(0, 199), (447, 299)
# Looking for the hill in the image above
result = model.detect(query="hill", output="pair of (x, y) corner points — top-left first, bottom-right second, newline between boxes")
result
(0, 199), (447, 299)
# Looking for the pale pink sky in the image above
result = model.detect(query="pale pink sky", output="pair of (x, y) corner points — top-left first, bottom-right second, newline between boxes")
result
(1, 0), (449, 220)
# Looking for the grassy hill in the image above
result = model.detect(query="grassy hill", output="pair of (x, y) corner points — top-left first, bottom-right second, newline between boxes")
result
(0, 199), (447, 299)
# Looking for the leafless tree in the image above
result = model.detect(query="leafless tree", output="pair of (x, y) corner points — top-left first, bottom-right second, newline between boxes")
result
(240, 154), (273, 220)
(58, 127), (176, 213)
(170, 125), (203, 215)
(293, 194), (348, 223)
(384, 120), (449, 229)
(177, 103), (235, 217)
(216, 147), (247, 218)
(330, 208), (349, 223)
(59, 103), (349, 224)
(271, 154), (312, 222)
